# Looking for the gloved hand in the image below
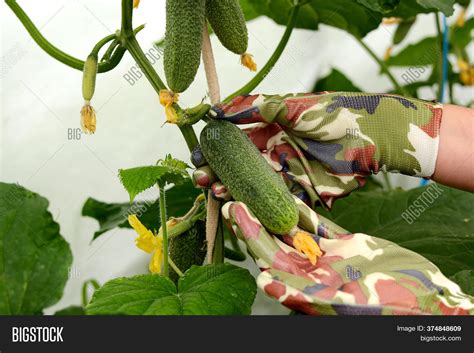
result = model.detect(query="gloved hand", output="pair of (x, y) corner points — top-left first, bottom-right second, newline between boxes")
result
(222, 195), (474, 315)
(191, 92), (471, 315)
(204, 92), (443, 208)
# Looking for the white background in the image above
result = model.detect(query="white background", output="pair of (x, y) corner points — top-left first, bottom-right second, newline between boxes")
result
(1, 1), (472, 314)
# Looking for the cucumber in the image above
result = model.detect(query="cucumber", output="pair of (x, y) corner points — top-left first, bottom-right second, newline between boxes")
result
(169, 220), (206, 283)
(200, 120), (298, 235)
(164, 0), (206, 93)
(82, 53), (98, 101)
(206, 0), (248, 55)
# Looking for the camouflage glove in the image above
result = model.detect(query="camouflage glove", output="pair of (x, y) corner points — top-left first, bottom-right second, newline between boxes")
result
(209, 93), (443, 207)
(222, 196), (474, 315)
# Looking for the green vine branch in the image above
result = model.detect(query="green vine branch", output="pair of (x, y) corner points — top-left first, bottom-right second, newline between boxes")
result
(223, 4), (301, 103)
(5, 0), (132, 73)
(120, 0), (199, 152)
(159, 186), (169, 277)
(355, 36), (409, 97)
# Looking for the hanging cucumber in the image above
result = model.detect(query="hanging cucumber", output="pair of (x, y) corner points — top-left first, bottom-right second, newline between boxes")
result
(205, 0), (256, 71)
(206, 0), (247, 55)
(200, 120), (298, 235)
(164, 0), (206, 93)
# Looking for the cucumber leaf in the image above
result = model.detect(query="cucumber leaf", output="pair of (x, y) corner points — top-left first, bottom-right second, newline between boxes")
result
(318, 185), (474, 277)
(240, 0), (383, 38)
(355, 0), (400, 13)
(82, 180), (201, 240)
(0, 183), (73, 314)
(450, 270), (474, 296)
(312, 69), (362, 92)
(86, 264), (257, 315)
(119, 155), (190, 202)
(385, 0), (455, 18)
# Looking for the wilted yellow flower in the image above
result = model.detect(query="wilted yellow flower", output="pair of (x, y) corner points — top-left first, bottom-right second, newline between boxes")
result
(80, 103), (96, 134)
(240, 53), (257, 72)
(159, 89), (179, 106)
(159, 90), (180, 124)
(133, 0), (140, 8)
(293, 230), (322, 265)
(128, 215), (163, 274)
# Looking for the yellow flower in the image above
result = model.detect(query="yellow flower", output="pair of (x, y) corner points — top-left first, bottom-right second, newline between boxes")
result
(460, 68), (474, 86)
(128, 215), (163, 274)
(80, 103), (96, 134)
(159, 90), (180, 124)
(159, 89), (179, 106)
(456, 8), (466, 27)
(458, 59), (474, 86)
(240, 53), (257, 72)
(133, 0), (140, 8)
(293, 230), (322, 265)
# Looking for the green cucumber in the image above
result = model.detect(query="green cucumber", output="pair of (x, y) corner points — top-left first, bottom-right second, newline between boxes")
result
(200, 120), (298, 235)
(164, 0), (206, 92)
(82, 53), (98, 101)
(169, 220), (206, 283)
(206, 0), (248, 55)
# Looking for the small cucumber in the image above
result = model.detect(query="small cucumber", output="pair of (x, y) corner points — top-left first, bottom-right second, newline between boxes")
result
(206, 0), (248, 55)
(82, 53), (98, 101)
(164, 0), (206, 92)
(200, 120), (298, 235)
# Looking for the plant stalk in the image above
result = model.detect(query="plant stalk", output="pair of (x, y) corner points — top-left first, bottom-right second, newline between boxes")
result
(159, 186), (169, 277)
(6, 0), (125, 73)
(223, 4), (300, 102)
(168, 258), (184, 277)
(382, 173), (393, 191)
(120, 0), (199, 152)
(356, 37), (409, 97)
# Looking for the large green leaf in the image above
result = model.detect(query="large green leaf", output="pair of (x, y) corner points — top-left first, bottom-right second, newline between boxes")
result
(318, 185), (474, 276)
(386, 0), (455, 18)
(356, 0), (401, 13)
(0, 183), (73, 314)
(86, 263), (257, 315)
(312, 68), (362, 92)
(82, 180), (201, 240)
(240, 0), (383, 38)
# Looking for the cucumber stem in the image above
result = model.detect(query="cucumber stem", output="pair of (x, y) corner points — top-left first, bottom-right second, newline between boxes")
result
(383, 173), (393, 191)
(168, 258), (184, 277)
(159, 186), (169, 277)
(223, 4), (300, 102)
(5, 0), (127, 73)
(120, 0), (199, 152)
(355, 36), (409, 97)
(81, 279), (100, 307)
